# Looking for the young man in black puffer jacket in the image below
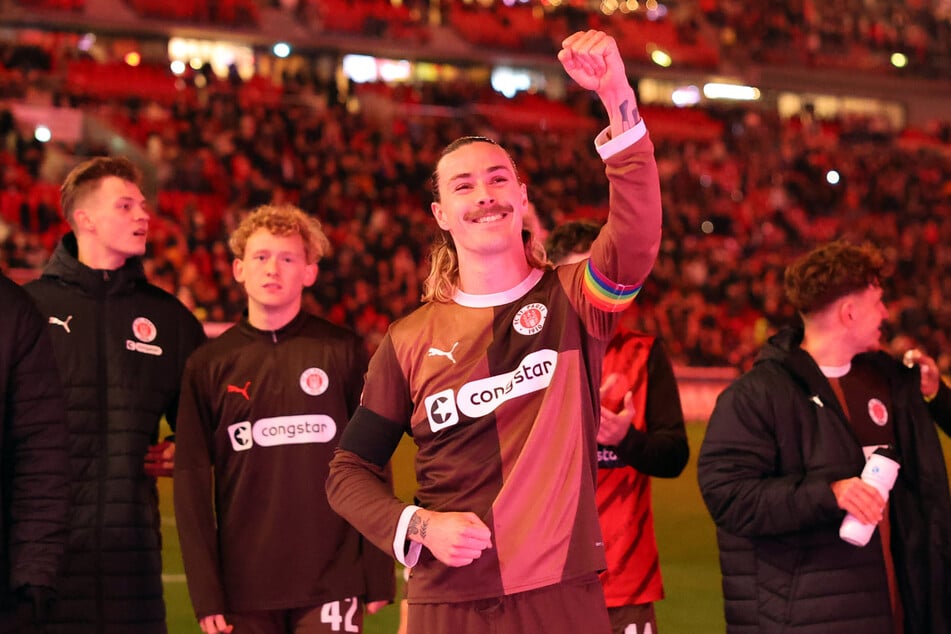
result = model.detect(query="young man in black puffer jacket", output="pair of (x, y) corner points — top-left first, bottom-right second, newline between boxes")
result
(699, 240), (951, 634)
(25, 157), (206, 634)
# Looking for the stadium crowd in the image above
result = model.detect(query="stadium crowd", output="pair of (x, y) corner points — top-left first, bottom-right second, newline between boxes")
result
(1, 3), (950, 374)
(12, 0), (951, 77)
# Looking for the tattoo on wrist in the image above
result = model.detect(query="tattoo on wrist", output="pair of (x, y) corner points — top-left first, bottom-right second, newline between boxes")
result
(619, 99), (640, 131)
(407, 514), (428, 541)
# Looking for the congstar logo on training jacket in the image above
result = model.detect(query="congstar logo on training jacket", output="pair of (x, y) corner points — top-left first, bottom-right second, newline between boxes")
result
(424, 349), (558, 432)
(227, 415), (337, 451)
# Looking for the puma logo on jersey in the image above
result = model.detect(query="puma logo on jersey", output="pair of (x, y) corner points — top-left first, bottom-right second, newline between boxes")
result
(427, 342), (459, 364)
(49, 315), (72, 333)
(228, 381), (251, 401)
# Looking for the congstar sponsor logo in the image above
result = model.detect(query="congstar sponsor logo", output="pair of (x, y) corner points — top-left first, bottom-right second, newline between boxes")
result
(424, 389), (459, 433)
(424, 349), (557, 432)
(227, 415), (337, 451)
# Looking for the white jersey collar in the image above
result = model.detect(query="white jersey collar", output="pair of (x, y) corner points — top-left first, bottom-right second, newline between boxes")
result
(453, 268), (545, 308)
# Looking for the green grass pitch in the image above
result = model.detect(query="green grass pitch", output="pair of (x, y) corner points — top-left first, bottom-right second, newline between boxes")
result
(161, 425), (951, 633)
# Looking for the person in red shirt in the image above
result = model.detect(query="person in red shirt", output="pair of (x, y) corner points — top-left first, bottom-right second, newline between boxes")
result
(548, 219), (689, 634)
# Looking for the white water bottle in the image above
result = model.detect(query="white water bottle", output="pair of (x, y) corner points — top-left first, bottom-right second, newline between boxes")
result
(839, 446), (900, 547)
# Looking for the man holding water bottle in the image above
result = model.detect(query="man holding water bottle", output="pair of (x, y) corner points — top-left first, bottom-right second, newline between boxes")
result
(698, 240), (951, 633)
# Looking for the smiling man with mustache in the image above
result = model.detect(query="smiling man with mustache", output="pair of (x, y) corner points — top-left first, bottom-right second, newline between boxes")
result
(327, 30), (662, 634)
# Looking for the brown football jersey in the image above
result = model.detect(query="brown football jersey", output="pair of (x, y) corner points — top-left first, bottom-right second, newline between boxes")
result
(330, 124), (661, 604)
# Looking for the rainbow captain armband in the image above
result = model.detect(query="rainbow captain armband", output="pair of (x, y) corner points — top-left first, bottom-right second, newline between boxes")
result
(583, 260), (641, 312)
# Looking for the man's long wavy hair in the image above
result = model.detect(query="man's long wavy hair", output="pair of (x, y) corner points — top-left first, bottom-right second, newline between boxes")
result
(421, 136), (550, 303)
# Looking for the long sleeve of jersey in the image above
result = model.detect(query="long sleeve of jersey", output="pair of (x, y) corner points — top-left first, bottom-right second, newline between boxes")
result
(361, 465), (399, 604)
(555, 125), (663, 344)
(613, 339), (689, 477)
(589, 123), (662, 291)
(327, 334), (414, 563)
(164, 318), (207, 434)
(173, 355), (227, 618)
(327, 447), (408, 563)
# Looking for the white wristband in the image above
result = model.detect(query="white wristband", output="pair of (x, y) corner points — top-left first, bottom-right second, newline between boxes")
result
(394, 505), (423, 567)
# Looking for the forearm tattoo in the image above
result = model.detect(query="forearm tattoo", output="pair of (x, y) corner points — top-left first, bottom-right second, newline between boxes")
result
(407, 514), (428, 541)
(619, 99), (640, 130)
